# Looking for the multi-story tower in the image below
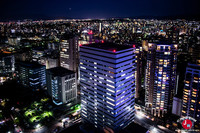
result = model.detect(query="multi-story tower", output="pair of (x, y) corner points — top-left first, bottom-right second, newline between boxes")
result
(60, 34), (79, 73)
(17, 62), (46, 91)
(135, 46), (144, 99)
(80, 43), (136, 132)
(182, 63), (200, 128)
(152, 44), (178, 117)
(145, 43), (178, 117)
(46, 67), (77, 105)
(145, 43), (156, 108)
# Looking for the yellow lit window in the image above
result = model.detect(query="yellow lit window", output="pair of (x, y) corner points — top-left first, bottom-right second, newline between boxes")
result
(182, 110), (186, 113)
(185, 81), (190, 84)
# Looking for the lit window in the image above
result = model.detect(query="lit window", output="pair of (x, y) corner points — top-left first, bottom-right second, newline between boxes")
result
(80, 66), (86, 70)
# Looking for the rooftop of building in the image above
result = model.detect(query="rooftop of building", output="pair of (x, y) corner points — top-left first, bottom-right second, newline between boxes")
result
(47, 67), (75, 77)
(81, 42), (135, 52)
(17, 61), (45, 69)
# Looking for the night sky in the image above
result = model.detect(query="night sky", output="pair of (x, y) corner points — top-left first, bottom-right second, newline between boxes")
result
(0, 0), (200, 21)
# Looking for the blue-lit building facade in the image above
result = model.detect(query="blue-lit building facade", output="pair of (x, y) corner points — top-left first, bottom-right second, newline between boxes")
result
(145, 43), (178, 117)
(182, 64), (200, 128)
(80, 43), (136, 132)
(46, 67), (77, 106)
(17, 62), (46, 91)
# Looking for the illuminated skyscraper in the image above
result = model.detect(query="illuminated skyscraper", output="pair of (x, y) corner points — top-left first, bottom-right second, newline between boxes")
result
(145, 43), (156, 108)
(60, 34), (79, 72)
(145, 43), (178, 117)
(46, 67), (77, 105)
(80, 43), (136, 132)
(182, 63), (200, 128)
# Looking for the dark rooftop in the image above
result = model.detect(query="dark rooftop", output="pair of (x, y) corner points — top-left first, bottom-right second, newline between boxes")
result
(81, 43), (135, 52)
(17, 61), (45, 69)
(47, 67), (75, 77)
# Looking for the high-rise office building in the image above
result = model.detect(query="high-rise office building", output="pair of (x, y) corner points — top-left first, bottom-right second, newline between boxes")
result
(60, 34), (79, 72)
(80, 43), (136, 132)
(182, 63), (200, 128)
(145, 43), (178, 117)
(17, 62), (46, 91)
(46, 67), (77, 105)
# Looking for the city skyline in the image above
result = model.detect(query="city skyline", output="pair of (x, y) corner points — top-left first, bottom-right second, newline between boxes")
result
(0, 0), (200, 21)
(1, 14), (200, 132)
